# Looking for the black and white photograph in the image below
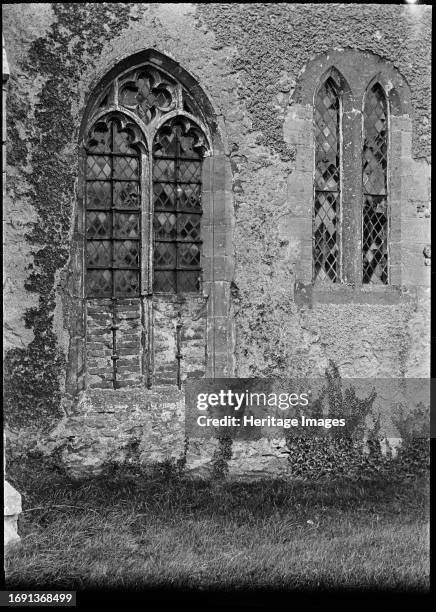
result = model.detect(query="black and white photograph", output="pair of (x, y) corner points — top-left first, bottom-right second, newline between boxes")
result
(2, 1), (430, 607)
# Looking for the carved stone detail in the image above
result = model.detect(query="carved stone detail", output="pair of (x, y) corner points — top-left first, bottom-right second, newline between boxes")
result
(118, 67), (177, 125)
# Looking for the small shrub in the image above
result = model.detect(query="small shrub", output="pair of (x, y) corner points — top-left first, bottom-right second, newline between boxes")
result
(284, 361), (428, 481)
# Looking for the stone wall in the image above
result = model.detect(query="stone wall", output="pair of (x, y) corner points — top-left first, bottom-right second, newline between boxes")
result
(3, 3), (431, 478)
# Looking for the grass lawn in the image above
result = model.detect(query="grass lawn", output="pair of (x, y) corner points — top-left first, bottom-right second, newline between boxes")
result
(5, 459), (429, 592)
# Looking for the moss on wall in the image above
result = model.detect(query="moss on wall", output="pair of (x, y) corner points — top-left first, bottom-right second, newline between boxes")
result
(196, 2), (431, 379)
(4, 4), (136, 429)
(3, 2), (431, 439)
(197, 2), (431, 160)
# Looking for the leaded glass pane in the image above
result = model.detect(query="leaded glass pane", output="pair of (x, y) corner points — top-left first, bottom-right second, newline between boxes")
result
(313, 76), (341, 284)
(179, 160), (201, 182)
(154, 212), (177, 239)
(152, 117), (204, 293)
(113, 155), (139, 179)
(87, 155), (111, 179)
(362, 196), (388, 285)
(153, 158), (175, 181)
(362, 84), (388, 285)
(314, 192), (339, 283)
(114, 270), (139, 296)
(114, 240), (140, 267)
(87, 125), (111, 153)
(113, 128), (139, 155)
(153, 270), (176, 293)
(86, 181), (111, 209)
(113, 182), (140, 208)
(86, 211), (111, 238)
(179, 184), (201, 211)
(85, 116), (141, 298)
(86, 241), (111, 267)
(178, 213), (201, 241)
(154, 130), (178, 157)
(179, 134), (201, 159)
(153, 183), (176, 210)
(154, 242), (176, 268)
(114, 212), (139, 238)
(178, 271), (200, 292)
(86, 269), (112, 297)
(179, 243), (200, 268)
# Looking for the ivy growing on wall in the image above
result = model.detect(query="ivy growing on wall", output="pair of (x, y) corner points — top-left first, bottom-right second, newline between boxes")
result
(4, 4), (136, 429)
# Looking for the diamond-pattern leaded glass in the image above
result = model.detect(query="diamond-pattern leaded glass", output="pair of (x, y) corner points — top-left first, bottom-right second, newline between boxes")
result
(113, 182), (139, 208)
(86, 269), (112, 297)
(87, 156), (111, 179)
(86, 241), (111, 267)
(154, 242), (176, 268)
(179, 184), (201, 211)
(179, 160), (201, 182)
(154, 212), (177, 239)
(152, 118), (205, 293)
(113, 156), (139, 179)
(85, 117), (141, 297)
(86, 182), (111, 209)
(114, 270), (139, 296)
(153, 158), (175, 181)
(179, 243), (200, 268)
(153, 183), (176, 209)
(86, 211), (111, 238)
(153, 270), (176, 293)
(313, 75), (341, 283)
(114, 240), (140, 267)
(362, 84), (388, 285)
(114, 213), (139, 238)
(179, 214), (201, 240)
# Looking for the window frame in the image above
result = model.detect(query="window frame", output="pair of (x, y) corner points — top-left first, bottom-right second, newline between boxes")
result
(361, 81), (390, 286)
(290, 49), (412, 304)
(313, 69), (343, 284)
(69, 51), (236, 395)
(81, 62), (212, 299)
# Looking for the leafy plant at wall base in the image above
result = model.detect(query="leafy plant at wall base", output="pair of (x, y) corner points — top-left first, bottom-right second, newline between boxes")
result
(212, 433), (233, 480)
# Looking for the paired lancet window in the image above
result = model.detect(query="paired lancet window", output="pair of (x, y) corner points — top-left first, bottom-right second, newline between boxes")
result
(313, 73), (389, 285)
(83, 65), (208, 298)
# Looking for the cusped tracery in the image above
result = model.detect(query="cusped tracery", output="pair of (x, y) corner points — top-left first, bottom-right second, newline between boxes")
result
(118, 67), (177, 124)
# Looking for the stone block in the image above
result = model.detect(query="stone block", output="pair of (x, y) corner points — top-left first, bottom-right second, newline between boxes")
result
(4, 480), (21, 549)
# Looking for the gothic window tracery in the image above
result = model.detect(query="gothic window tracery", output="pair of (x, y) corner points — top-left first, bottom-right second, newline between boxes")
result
(82, 61), (211, 390)
(312, 70), (392, 287)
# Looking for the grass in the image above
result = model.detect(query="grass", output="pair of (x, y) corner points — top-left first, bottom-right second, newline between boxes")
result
(5, 458), (429, 592)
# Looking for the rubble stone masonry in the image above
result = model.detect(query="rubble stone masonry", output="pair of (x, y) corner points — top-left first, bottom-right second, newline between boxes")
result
(3, 3), (431, 478)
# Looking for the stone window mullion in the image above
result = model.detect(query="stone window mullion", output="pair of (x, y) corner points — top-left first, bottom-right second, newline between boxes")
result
(341, 99), (363, 285)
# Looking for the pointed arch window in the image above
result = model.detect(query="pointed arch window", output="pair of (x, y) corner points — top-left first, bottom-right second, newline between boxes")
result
(362, 83), (389, 285)
(313, 73), (341, 283)
(80, 60), (212, 390)
(85, 115), (143, 298)
(312, 70), (393, 288)
(153, 117), (206, 293)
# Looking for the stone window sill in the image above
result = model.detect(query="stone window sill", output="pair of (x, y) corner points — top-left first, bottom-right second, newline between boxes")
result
(294, 281), (416, 306)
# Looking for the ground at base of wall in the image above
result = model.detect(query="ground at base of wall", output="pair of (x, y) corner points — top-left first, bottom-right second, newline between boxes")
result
(5, 458), (429, 591)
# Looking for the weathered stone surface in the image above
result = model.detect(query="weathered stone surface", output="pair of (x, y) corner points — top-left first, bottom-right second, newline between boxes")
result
(4, 481), (21, 549)
(2, 3), (431, 477)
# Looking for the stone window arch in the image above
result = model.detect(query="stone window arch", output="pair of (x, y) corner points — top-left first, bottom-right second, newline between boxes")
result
(288, 50), (412, 303)
(67, 51), (234, 396)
